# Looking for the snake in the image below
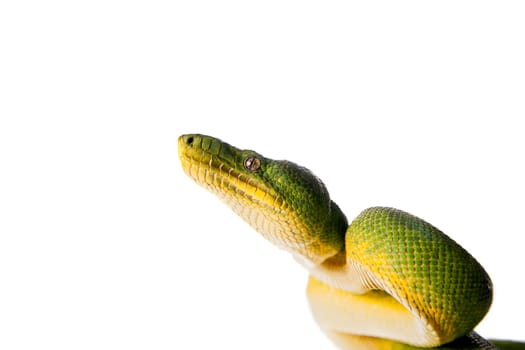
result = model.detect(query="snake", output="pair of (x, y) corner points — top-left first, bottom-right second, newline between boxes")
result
(178, 133), (524, 350)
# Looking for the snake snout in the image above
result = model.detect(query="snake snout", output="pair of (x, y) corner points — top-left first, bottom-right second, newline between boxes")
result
(178, 134), (196, 152)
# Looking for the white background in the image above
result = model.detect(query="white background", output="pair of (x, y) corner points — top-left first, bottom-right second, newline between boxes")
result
(1, 1), (524, 349)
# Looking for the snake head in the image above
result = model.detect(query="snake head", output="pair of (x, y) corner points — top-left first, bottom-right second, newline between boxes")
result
(178, 134), (347, 264)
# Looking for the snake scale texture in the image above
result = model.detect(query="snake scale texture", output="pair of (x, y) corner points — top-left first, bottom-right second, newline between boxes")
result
(178, 133), (524, 350)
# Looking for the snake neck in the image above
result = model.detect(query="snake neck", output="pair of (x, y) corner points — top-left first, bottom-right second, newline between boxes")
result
(299, 248), (381, 295)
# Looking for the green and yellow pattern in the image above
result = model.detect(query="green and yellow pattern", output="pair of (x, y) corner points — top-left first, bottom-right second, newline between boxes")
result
(179, 133), (523, 350)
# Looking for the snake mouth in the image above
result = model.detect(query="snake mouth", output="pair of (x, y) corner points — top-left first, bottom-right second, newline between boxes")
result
(178, 134), (281, 210)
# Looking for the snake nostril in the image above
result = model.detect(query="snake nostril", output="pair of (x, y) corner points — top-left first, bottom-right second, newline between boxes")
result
(186, 136), (194, 146)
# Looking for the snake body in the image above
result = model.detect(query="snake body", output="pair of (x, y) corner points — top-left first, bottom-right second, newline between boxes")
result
(178, 133), (523, 350)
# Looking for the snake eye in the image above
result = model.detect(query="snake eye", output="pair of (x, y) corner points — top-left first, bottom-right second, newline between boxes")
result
(243, 155), (261, 172)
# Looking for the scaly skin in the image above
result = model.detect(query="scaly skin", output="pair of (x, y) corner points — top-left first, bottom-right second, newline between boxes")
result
(178, 133), (524, 350)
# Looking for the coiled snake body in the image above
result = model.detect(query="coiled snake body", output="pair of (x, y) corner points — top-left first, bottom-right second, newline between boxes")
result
(178, 134), (523, 350)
